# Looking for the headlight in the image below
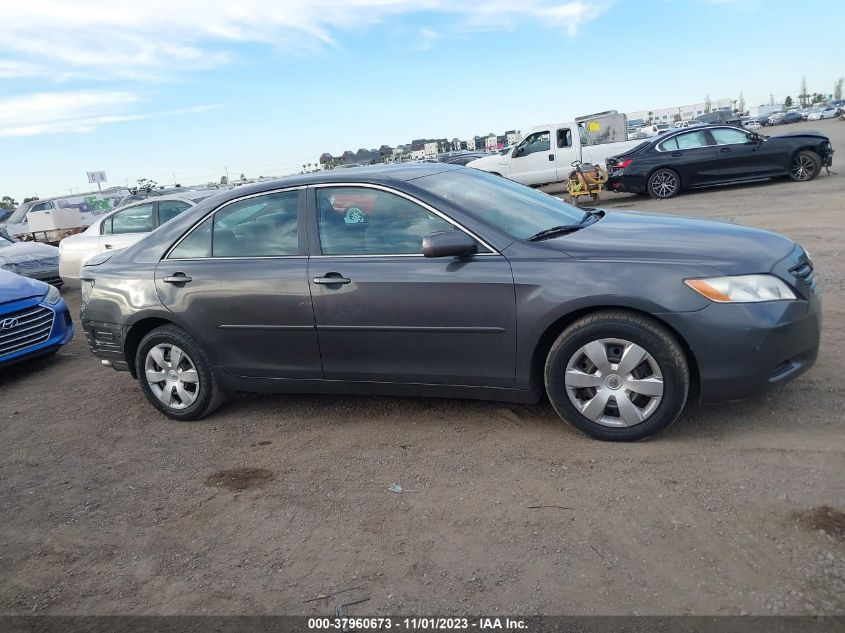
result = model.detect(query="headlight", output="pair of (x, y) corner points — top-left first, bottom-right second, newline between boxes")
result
(685, 274), (796, 303)
(44, 284), (61, 305)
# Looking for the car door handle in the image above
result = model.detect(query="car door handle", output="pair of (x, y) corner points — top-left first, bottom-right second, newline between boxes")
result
(548, 154), (555, 161)
(163, 273), (193, 284)
(720, 147), (733, 153)
(313, 274), (351, 285)
(103, 243), (113, 249)
(670, 152), (683, 157)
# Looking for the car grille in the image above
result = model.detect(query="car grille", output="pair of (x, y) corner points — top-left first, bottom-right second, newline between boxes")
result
(0, 305), (54, 357)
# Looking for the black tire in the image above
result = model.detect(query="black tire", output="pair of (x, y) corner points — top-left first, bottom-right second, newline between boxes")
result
(544, 310), (689, 441)
(135, 324), (227, 421)
(789, 150), (821, 182)
(647, 168), (681, 199)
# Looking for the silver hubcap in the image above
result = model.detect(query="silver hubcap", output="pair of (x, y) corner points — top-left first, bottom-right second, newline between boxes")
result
(144, 343), (199, 410)
(651, 171), (677, 197)
(564, 338), (663, 428)
(791, 156), (815, 181)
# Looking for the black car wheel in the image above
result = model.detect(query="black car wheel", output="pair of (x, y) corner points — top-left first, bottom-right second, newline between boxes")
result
(647, 168), (681, 199)
(544, 311), (689, 441)
(789, 150), (821, 182)
(135, 324), (227, 420)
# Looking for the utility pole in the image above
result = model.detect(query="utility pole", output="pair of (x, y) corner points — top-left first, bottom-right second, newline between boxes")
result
(225, 166), (229, 181)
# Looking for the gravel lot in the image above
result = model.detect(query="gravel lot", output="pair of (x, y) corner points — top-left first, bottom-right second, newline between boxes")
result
(2, 119), (844, 616)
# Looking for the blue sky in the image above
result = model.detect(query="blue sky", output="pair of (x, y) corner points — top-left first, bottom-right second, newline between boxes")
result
(1, 0), (843, 201)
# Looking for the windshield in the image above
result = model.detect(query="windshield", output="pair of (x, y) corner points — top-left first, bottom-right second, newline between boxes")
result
(413, 168), (583, 240)
(7, 203), (32, 223)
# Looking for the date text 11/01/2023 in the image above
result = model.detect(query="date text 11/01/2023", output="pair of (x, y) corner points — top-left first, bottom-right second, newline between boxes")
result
(307, 617), (528, 630)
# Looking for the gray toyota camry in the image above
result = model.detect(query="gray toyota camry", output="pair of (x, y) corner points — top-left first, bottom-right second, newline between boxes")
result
(80, 164), (820, 441)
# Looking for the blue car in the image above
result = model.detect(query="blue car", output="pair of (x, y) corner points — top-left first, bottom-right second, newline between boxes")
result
(0, 269), (73, 368)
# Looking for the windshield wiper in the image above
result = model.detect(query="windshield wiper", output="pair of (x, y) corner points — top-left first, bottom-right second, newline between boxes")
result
(527, 210), (604, 242)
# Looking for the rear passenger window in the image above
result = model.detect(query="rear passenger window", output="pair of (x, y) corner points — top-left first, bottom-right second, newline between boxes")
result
(212, 190), (300, 257)
(169, 216), (212, 259)
(168, 190), (300, 259)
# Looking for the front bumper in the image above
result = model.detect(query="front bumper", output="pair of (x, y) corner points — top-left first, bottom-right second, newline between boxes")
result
(660, 249), (821, 403)
(0, 296), (74, 368)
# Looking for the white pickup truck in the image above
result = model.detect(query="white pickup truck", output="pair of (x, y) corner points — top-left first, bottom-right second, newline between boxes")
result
(467, 118), (644, 186)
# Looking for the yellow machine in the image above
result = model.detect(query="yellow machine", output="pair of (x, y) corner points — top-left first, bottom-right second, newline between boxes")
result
(566, 160), (608, 205)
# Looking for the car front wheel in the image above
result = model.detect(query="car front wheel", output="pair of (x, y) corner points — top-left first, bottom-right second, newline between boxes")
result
(135, 324), (226, 420)
(647, 168), (681, 199)
(544, 311), (689, 441)
(789, 150), (821, 182)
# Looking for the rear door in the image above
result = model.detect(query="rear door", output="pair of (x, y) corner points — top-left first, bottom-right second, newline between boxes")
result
(553, 127), (578, 180)
(307, 184), (516, 387)
(155, 188), (322, 379)
(97, 202), (154, 253)
(654, 129), (719, 186)
(508, 130), (555, 185)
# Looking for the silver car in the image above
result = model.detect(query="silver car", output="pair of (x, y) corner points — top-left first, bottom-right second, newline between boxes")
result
(59, 192), (217, 287)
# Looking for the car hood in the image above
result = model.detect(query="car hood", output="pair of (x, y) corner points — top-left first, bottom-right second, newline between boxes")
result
(0, 241), (59, 264)
(544, 210), (796, 274)
(0, 269), (48, 304)
(768, 130), (828, 140)
(467, 154), (509, 170)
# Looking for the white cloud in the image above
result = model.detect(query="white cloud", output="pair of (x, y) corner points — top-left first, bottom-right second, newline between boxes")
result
(0, 90), (219, 137)
(0, 1), (611, 80)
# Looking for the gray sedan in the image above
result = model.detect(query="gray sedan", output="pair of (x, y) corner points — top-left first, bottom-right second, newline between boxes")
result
(80, 164), (820, 441)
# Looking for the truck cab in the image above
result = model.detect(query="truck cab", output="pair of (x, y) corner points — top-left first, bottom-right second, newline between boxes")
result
(467, 117), (643, 186)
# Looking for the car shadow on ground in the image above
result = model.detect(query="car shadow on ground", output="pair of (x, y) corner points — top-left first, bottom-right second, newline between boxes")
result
(210, 381), (804, 444)
(0, 351), (68, 388)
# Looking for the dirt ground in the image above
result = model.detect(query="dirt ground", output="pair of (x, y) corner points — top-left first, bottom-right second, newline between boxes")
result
(1, 119), (844, 616)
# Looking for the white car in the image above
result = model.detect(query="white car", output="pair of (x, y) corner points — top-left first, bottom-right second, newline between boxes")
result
(59, 192), (215, 287)
(743, 120), (762, 130)
(641, 123), (673, 137)
(807, 107), (838, 120)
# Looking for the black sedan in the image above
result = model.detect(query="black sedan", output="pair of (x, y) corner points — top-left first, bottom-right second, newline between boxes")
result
(80, 164), (820, 441)
(607, 125), (833, 199)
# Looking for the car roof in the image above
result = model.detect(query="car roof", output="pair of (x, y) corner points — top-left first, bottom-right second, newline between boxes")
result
(218, 163), (459, 197)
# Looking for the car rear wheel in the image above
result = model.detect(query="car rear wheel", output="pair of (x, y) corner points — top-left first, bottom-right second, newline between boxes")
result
(789, 150), (821, 182)
(647, 168), (681, 199)
(544, 311), (689, 441)
(135, 324), (227, 421)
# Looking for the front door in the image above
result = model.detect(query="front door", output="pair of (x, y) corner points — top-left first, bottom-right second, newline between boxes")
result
(155, 188), (322, 379)
(508, 130), (555, 185)
(707, 126), (782, 180)
(308, 185), (516, 387)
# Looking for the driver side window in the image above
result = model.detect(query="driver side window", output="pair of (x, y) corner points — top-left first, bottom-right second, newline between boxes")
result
(517, 131), (550, 156)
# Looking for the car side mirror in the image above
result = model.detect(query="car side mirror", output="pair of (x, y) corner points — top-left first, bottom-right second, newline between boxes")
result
(747, 132), (761, 143)
(513, 146), (524, 157)
(422, 230), (477, 258)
